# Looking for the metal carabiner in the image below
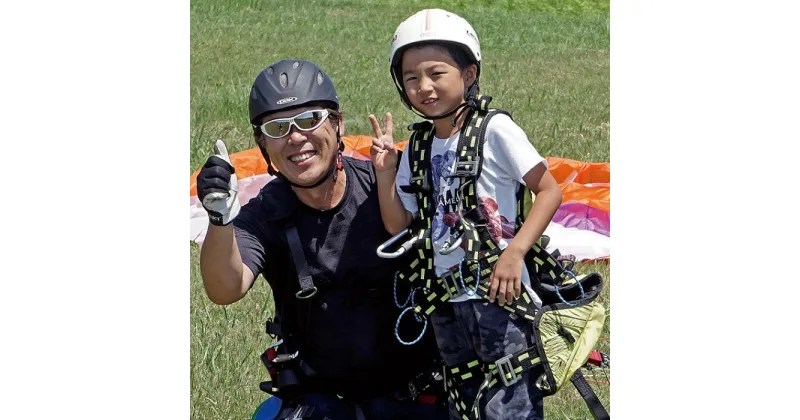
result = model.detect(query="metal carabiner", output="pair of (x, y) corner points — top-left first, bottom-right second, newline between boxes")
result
(272, 351), (300, 363)
(438, 232), (463, 255)
(377, 229), (420, 259)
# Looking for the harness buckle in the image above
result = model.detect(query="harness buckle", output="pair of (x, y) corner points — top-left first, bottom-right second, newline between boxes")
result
(440, 270), (465, 299)
(494, 354), (521, 387)
(294, 282), (318, 300)
(449, 157), (481, 177)
(408, 174), (430, 192)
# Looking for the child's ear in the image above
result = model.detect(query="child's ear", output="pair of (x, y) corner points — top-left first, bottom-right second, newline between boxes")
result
(463, 64), (478, 87)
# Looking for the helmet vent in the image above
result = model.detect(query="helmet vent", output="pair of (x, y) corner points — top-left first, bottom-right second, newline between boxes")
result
(279, 72), (288, 88)
(293, 61), (300, 69)
(267, 67), (274, 75)
(317, 71), (324, 86)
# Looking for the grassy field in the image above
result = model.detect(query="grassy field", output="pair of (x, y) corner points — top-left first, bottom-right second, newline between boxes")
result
(190, 0), (609, 419)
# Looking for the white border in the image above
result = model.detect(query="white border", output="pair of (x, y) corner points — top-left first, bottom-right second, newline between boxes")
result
(1, 1), (189, 418)
(613, 0), (799, 418)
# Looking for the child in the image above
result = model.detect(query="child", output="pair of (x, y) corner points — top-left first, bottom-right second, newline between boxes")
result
(369, 9), (564, 420)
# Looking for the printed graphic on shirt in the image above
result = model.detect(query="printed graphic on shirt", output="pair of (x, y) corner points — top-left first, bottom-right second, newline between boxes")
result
(431, 150), (460, 243)
(479, 197), (516, 242)
(430, 150), (516, 248)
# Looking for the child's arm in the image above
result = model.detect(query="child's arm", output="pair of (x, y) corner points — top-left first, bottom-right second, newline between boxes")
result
(489, 163), (562, 305)
(369, 112), (413, 234)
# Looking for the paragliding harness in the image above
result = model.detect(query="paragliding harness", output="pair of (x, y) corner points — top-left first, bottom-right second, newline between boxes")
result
(256, 218), (447, 419)
(377, 94), (610, 420)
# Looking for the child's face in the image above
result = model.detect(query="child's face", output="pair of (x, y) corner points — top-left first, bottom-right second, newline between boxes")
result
(400, 45), (476, 116)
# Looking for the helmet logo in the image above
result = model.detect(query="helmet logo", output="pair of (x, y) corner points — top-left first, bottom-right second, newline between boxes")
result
(277, 97), (298, 105)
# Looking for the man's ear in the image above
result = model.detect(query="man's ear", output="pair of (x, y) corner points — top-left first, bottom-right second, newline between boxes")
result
(338, 110), (345, 136)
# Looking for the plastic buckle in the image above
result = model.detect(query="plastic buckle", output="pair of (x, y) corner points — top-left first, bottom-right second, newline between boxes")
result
(440, 270), (465, 299)
(449, 157), (481, 177)
(494, 354), (521, 387)
(408, 174), (429, 192)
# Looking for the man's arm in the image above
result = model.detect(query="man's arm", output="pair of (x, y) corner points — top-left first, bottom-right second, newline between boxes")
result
(196, 139), (253, 305)
(199, 224), (255, 305)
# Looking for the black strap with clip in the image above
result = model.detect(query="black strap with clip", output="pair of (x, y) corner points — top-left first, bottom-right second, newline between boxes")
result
(283, 220), (318, 299)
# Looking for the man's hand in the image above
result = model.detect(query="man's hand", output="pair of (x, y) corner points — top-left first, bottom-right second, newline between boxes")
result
(369, 112), (398, 172)
(197, 140), (241, 226)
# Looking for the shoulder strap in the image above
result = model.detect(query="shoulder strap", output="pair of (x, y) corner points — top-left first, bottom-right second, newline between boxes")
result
(449, 95), (511, 262)
(283, 220), (318, 299)
(396, 121), (438, 289)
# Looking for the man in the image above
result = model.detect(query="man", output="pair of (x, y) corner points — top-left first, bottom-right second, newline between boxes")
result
(196, 59), (446, 420)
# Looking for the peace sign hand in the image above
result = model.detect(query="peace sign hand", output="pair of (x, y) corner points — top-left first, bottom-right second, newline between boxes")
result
(368, 112), (398, 173)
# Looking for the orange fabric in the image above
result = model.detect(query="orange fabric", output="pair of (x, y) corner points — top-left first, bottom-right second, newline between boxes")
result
(559, 183), (609, 213)
(545, 157), (609, 185)
(189, 136), (609, 214)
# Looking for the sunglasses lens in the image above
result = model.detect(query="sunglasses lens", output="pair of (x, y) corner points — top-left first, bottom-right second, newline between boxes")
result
(263, 121), (289, 137)
(294, 110), (327, 130)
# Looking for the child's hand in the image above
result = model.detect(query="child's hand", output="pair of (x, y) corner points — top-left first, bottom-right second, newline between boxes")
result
(369, 112), (398, 172)
(488, 248), (524, 306)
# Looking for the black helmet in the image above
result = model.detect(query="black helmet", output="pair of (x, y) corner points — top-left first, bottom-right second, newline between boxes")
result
(249, 59), (339, 125)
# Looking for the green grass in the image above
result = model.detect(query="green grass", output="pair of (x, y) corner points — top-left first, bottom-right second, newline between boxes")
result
(191, 1), (609, 418)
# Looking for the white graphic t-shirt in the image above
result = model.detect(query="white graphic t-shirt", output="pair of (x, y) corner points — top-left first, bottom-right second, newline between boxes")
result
(396, 114), (547, 304)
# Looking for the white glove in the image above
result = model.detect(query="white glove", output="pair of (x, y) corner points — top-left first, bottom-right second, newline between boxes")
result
(196, 140), (241, 226)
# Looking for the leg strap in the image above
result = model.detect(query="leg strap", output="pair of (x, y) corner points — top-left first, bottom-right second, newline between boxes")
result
(570, 370), (610, 420)
(444, 345), (543, 420)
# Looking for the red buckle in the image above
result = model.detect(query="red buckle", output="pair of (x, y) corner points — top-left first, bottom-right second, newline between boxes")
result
(418, 394), (437, 405)
(265, 348), (278, 378)
(587, 350), (603, 367)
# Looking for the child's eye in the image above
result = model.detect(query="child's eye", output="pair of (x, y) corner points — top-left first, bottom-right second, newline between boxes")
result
(405, 77), (417, 83)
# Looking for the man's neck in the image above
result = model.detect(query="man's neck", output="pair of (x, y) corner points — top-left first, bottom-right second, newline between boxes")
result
(292, 168), (347, 211)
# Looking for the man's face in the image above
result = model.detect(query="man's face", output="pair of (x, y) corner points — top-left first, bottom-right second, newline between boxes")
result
(257, 106), (342, 186)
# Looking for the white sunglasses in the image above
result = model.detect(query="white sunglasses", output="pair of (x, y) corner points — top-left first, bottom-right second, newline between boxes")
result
(259, 109), (331, 139)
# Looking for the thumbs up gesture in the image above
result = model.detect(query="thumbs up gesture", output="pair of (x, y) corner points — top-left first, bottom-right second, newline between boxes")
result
(197, 140), (242, 226)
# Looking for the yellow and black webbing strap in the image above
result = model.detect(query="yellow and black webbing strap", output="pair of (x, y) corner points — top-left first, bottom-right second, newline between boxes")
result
(528, 241), (568, 283)
(397, 123), (438, 290)
(515, 184), (528, 232)
(471, 349), (543, 419)
(450, 98), (512, 262)
(444, 345), (543, 420)
(412, 252), (540, 322)
(445, 359), (487, 420)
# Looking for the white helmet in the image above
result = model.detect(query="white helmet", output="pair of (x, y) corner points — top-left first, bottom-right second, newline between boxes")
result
(389, 9), (481, 112)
